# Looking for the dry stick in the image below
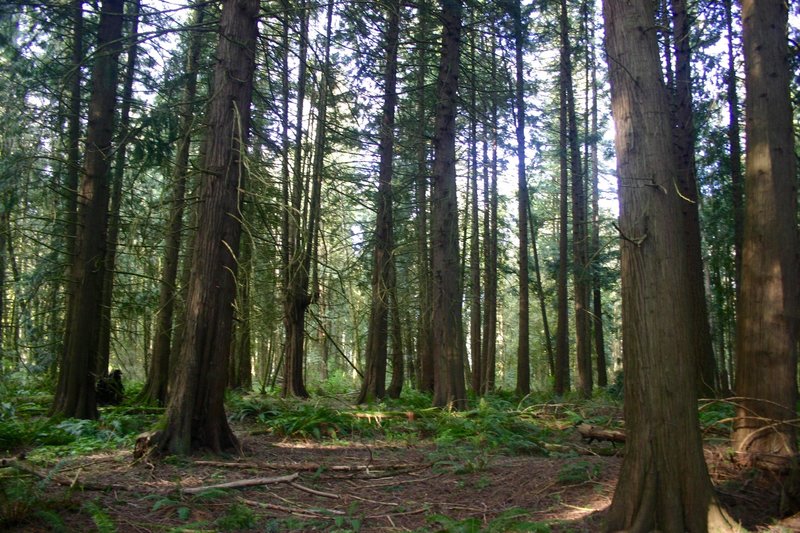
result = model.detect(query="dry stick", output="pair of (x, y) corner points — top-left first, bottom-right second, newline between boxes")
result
(194, 460), (429, 473)
(182, 472), (299, 494)
(239, 497), (322, 519)
(289, 481), (339, 499)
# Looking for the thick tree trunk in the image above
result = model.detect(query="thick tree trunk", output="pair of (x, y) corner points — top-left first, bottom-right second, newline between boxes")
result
(359, 0), (399, 404)
(732, 0), (798, 470)
(603, 0), (736, 528)
(468, 13), (482, 396)
(670, 0), (717, 397)
(141, 2), (204, 406)
(512, 0), (530, 398)
(51, 0), (124, 420)
(153, 0), (258, 455)
(431, 0), (466, 410)
(386, 261), (404, 399)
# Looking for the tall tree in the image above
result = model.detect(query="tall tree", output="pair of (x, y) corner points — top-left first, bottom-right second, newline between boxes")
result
(669, 0), (716, 397)
(512, 0), (530, 397)
(152, 0), (259, 454)
(467, 9), (482, 396)
(97, 0), (141, 378)
(603, 0), (736, 527)
(561, 0), (591, 398)
(359, 0), (400, 404)
(282, 0), (312, 399)
(732, 0), (798, 469)
(51, 0), (125, 420)
(431, 0), (466, 409)
(414, 0), (434, 393)
(140, 3), (206, 406)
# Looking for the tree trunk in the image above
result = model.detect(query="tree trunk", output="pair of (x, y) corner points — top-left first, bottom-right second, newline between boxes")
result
(561, 0), (591, 398)
(230, 228), (253, 391)
(414, 0), (434, 394)
(97, 0), (140, 378)
(431, 0), (466, 410)
(512, 0), (530, 398)
(602, 0), (735, 528)
(468, 11), (482, 396)
(141, 2), (205, 406)
(732, 0), (798, 470)
(359, 0), (399, 404)
(554, 46), (570, 398)
(670, 0), (717, 398)
(282, 0), (312, 399)
(386, 260), (404, 399)
(51, 0), (124, 420)
(153, 0), (258, 455)
(528, 207), (554, 378)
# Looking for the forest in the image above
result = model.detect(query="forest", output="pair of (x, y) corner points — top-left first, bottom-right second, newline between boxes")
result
(0, 0), (798, 530)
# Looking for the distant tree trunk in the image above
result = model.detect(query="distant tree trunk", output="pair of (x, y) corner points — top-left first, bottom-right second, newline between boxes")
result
(670, 0), (717, 397)
(724, 0), (744, 295)
(512, 0), (530, 398)
(528, 208), (554, 377)
(431, 0), (466, 409)
(561, 0), (591, 398)
(732, 0), (798, 470)
(554, 50), (571, 397)
(481, 31), (499, 394)
(386, 261), (404, 399)
(414, 0), (434, 394)
(359, 0), (399, 404)
(603, 0), (735, 527)
(230, 229), (252, 391)
(588, 22), (607, 388)
(51, 0), (124, 420)
(140, 2), (204, 406)
(97, 0), (140, 378)
(153, 0), (258, 455)
(468, 11), (482, 396)
(282, 0), (311, 399)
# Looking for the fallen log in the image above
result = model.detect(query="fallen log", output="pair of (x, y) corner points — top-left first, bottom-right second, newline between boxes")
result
(576, 423), (626, 444)
(182, 472), (299, 494)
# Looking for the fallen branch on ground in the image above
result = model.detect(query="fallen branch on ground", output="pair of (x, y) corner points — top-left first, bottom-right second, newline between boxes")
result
(182, 472), (299, 494)
(576, 423), (626, 444)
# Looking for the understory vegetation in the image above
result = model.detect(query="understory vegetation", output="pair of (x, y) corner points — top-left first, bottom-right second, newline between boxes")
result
(0, 374), (752, 532)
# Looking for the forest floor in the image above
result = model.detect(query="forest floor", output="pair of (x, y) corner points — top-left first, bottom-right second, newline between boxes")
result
(2, 393), (799, 532)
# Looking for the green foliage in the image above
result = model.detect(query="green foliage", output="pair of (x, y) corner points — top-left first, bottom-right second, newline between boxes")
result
(83, 500), (117, 533)
(423, 509), (551, 532)
(214, 502), (256, 531)
(269, 403), (356, 440)
(698, 400), (735, 433)
(430, 398), (549, 455)
(557, 460), (601, 484)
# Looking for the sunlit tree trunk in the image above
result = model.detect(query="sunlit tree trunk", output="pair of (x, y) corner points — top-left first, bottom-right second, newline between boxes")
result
(153, 0), (258, 454)
(603, 0), (736, 527)
(51, 0), (124, 420)
(431, 0), (466, 409)
(732, 0), (798, 470)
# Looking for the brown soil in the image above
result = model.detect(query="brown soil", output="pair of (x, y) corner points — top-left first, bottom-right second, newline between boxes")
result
(4, 422), (797, 532)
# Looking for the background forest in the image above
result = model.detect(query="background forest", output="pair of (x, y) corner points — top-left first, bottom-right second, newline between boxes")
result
(0, 0), (799, 528)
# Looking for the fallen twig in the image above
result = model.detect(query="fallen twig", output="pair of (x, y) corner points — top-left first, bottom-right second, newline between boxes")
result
(290, 481), (339, 499)
(182, 472), (299, 494)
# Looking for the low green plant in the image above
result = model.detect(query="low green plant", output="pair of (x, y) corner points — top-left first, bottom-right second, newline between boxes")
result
(557, 460), (601, 484)
(214, 502), (256, 531)
(83, 500), (117, 533)
(423, 508), (550, 532)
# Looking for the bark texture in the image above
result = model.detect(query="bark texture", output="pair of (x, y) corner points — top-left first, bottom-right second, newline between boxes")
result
(603, 0), (736, 529)
(431, 0), (466, 409)
(154, 0), (258, 455)
(732, 0), (798, 469)
(51, 0), (124, 420)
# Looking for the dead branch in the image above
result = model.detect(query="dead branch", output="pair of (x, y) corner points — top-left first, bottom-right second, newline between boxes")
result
(576, 423), (626, 444)
(289, 481), (339, 499)
(181, 472), (299, 494)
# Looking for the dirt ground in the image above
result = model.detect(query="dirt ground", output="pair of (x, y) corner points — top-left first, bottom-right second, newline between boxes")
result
(5, 421), (799, 532)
